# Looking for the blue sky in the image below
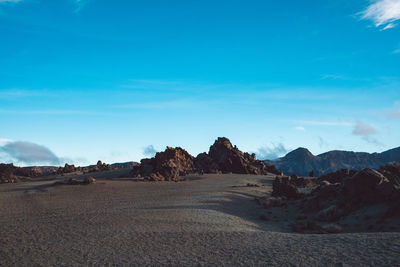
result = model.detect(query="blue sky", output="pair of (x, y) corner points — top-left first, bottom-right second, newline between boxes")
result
(0, 0), (399, 166)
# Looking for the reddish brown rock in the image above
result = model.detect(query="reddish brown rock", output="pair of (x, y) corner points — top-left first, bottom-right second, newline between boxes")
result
(0, 163), (18, 183)
(131, 147), (195, 181)
(83, 176), (96, 184)
(195, 137), (280, 175)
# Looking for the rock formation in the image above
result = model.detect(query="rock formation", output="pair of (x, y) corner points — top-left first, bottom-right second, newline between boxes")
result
(0, 163), (17, 183)
(195, 137), (281, 175)
(131, 147), (195, 181)
(130, 137), (282, 181)
(268, 163), (400, 233)
(271, 176), (302, 199)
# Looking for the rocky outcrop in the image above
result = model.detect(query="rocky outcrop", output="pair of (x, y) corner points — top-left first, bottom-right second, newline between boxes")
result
(88, 160), (115, 172)
(378, 162), (400, 186)
(194, 152), (219, 173)
(0, 163), (17, 183)
(195, 137), (280, 175)
(131, 147), (195, 181)
(57, 163), (79, 174)
(267, 164), (400, 233)
(130, 137), (282, 181)
(317, 169), (357, 184)
(271, 176), (302, 199)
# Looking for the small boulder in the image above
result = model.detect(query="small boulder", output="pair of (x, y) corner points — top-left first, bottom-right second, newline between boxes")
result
(83, 176), (96, 184)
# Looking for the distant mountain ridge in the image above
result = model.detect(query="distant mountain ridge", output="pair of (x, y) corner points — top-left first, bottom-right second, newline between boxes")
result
(265, 146), (400, 176)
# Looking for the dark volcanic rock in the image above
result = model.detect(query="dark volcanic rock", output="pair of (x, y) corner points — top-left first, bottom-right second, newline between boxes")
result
(318, 169), (357, 184)
(378, 163), (400, 186)
(271, 176), (302, 199)
(343, 169), (388, 202)
(282, 166), (400, 232)
(58, 163), (78, 174)
(86, 160), (118, 173)
(0, 163), (17, 183)
(195, 137), (279, 175)
(194, 152), (219, 173)
(130, 137), (282, 181)
(55, 176), (96, 186)
(131, 147), (195, 181)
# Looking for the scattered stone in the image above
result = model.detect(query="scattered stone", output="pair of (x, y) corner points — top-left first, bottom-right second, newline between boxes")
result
(54, 177), (96, 186)
(246, 183), (260, 187)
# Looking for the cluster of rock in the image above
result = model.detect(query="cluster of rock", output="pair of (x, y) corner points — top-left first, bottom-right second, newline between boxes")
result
(0, 163), (18, 183)
(267, 163), (400, 233)
(131, 147), (195, 181)
(195, 137), (281, 175)
(0, 163), (55, 183)
(54, 176), (96, 186)
(271, 174), (318, 199)
(131, 137), (282, 181)
(56, 161), (120, 175)
(88, 161), (116, 172)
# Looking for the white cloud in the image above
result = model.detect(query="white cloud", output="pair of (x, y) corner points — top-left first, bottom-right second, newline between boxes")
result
(256, 143), (289, 160)
(295, 126), (305, 131)
(352, 121), (376, 136)
(0, 138), (13, 146)
(360, 0), (400, 30)
(352, 121), (383, 146)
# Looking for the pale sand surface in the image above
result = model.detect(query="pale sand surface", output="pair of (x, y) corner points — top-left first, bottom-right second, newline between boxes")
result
(1, 173), (399, 266)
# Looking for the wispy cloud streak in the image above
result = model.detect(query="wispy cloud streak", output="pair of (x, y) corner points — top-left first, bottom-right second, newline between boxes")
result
(360, 0), (400, 30)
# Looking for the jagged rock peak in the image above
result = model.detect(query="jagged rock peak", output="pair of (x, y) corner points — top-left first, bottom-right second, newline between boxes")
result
(210, 137), (234, 151)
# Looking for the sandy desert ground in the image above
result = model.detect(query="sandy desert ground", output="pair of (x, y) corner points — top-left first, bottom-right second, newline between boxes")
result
(1, 172), (399, 266)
